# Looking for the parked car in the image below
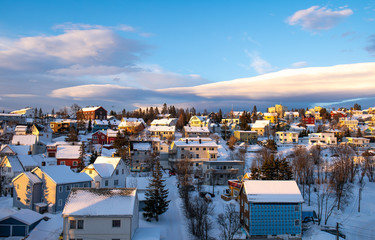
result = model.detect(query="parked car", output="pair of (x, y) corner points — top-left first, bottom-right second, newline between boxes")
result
(199, 191), (215, 198)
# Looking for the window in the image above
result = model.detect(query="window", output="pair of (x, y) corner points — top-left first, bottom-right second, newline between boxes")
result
(77, 220), (84, 229)
(196, 148), (199, 150)
(105, 180), (109, 186)
(70, 220), (76, 229)
(58, 199), (63, 206)
(203, 148), (206, 150)
(181, 147), (184, 150)
(83, 183), (88, 187)
(122, 169), (124, 174)
(114, 180), (118, 186)
(59, 186), (63, 192)
(295, 219), (300, 226)
(17, 197), (21, 201)
(26, 185), (30, 190)
(89, 170), (92, 174)
(66, 185), (71, 191)
(60, 161), (65, 165)
(196, 154), (199, 158)
(112, 219), (121, 227)
(73, 161), (78, 166)
(295, 205), (299, 211)
(116, 169), (119, 175)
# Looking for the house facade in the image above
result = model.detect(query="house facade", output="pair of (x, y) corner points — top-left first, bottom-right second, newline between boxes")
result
(189, 116), (210, 127)
(82, 156), (129, 188)
(79, 106), (107, 121)
(276, 131), (299, 145)
(233, 131), (258, 144)
(183, 126), (210, 138)
(149, 125), (175, 140)
(92, 130), (107, 145)
(308, 133), (337, 145)
(62, 188), (139, 240)
(239, 180), (303, 239)
(56, 145), (81, 170)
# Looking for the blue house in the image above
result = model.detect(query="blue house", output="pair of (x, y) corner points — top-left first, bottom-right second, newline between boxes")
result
(239, 180), (304, 239)
(12, 165), (92, 213)
(0, 209), (45, 237)
(92, 119), (110, 132)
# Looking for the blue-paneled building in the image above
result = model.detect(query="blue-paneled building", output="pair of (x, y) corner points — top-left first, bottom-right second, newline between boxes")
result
(239, 180), (304, 239)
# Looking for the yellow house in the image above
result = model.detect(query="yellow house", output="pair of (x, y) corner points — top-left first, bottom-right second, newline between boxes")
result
(189, 116), (210, 127)
(263, 113), (278, 123)
(234, 131), (258, 144)
(49, 121), (73, 133)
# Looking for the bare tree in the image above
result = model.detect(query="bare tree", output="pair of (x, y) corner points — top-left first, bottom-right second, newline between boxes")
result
(186, 196), (213, 240)
(330, 145), (353, 210)
(292, 146), (311, 199)
(363, 150), (375, 182)
(217, 203), (241, 240)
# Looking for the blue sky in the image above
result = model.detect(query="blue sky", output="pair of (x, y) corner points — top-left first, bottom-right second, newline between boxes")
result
(0, 0), (375, 112)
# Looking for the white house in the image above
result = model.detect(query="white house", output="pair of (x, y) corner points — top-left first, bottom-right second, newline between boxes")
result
(62, 188), (139, 240)
(308, 133), (337, 145)
(275, 131), (298, 145)
(82, 156), (129, 188)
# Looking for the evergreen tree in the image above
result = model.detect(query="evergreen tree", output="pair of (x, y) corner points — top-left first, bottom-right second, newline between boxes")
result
(143, 160), (170, 221)
(77, 143), (86, 172)
(65, 127), (79, 143)
(51, 108), (55, 116)
(113, 130), (130, 163)
(89, 151), (98, 164)
(87, 119), (92, 132)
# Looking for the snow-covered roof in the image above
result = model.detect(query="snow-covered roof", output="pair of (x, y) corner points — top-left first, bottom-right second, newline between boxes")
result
(173, 140), (218, 147)
(243, 180), (304, 203)
(121, 117), (145, 123)
(0, 209), (44, 225)
(56, 145), (80, 159)
(183, 126), (210, 133)
(11, 135), (37, 146)
(109, 119), (121, 125)
(81, 106), (102, 111)
(18, 155), (38, 167)
(251, 120), (270, 128)
(8, 145), (31, 155)
(133, 142), (152, 151)
(37, 165), (92, 184)
(15, 125), (28, 131)
(62, 188), (137, 216)
(2, 156), (24, 173)
(23, 172), (42, 184)
(151, 118), (175, 126)
(92, 156), (122, 178)
(149, 125), (175, 132)
(178, 137), (212, 142)
(107, 129), (118, 137)
(94, 120), (109, 125)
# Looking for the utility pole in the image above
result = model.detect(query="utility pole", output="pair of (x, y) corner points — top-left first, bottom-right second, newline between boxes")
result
(336, 222), (339, 240)
(358, 186), (363, 212)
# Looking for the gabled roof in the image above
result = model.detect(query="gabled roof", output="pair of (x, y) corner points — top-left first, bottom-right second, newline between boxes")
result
(133, 142), (152, 151)
(81, 106), (105, 112)
(149, 125), (175, 132)
(18, 155), (38, 167)
(11, 135), (37, 146)
(243, 180), (303, 203)
(183, 126), (210, 133)
(13, 171), (42, 184)
(92, 156), (122, 178)
(56, 145), (80, 159)
(62, 188), (137, 217)
(1, 156), (24, 173)
(0, 209), (44, 225)
(33, 165), (92, 184)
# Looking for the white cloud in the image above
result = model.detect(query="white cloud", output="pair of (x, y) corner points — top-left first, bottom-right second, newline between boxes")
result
(158, 62), (375, 102)
(244, 50), (275, 74)
(53, 23), (135, 32)
(291, 61), (308, 68)
(287, 6), (353, 31)
(50, 84), (133, 99)
(3, 94), (37, 98)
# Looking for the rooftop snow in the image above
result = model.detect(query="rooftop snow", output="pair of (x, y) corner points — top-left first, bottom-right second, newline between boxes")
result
(133, 143), (152, 151)
(3, 156), (24, 173)
(18, 155), (38, 167)
(56, 145), (80, 159)
(23, 172), (42, 184)
(38, 165), (92, 184)
(8, 209), (44, 225)
(183, 126), (210, 133)
(243, 180), (304, 203)
(149, 125), (175, 132)
(81, 106), (102, 111)
(173, 140), (218, 147)
(92, 156), (122, 178)
(11, 135), (37, 146)
(62, 188), (137, 216)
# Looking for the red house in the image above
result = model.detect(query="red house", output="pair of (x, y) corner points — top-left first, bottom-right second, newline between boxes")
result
(106, 129), (118, 145)
(92, 130), (107, 145)
(331, 111), (347, 119)
(302, 116), (315, 125)
(56, 145), (81, 170)
(78, 106), (107, 121)
(46, 144), (57, 157)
